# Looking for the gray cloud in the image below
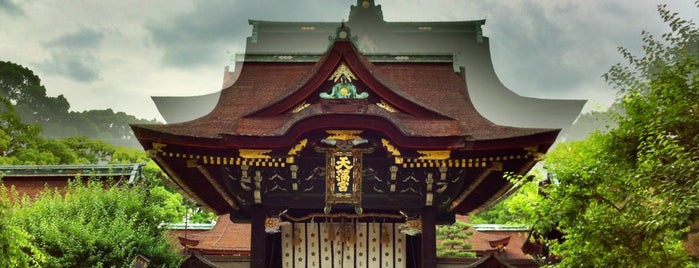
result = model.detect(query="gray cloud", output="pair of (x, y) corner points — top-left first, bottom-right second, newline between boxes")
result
(0, 0), (23, 16)
(480, 1), (676, 99)
(45, 28), (104, 49)
(145, 0), (349, 68)
(1, 0), (695, 121)
(40, 54), (100, 82)
(140, 0), (694, 112)
(39, 28), (105, 82)
(487, 3), (582, 93)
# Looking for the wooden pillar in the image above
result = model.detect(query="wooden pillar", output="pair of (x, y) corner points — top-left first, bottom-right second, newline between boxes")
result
(421, 206), (437, 268)
(250, 205), (269, 268)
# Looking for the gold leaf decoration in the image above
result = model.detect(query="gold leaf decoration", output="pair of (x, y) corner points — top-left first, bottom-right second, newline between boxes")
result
(287, 139), (308, 156)
(239, 149), (272, 159)
(381, 139), (403, 164)
(376, 100), (397, 113)
(328, 62), (357, 82)
(291, 102), (311, 113)
(417, 150), (451, 160)
(326, 130), (363, 141)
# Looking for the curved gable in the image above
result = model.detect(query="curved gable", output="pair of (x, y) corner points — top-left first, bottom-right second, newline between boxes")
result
(245, 40), (452, 120)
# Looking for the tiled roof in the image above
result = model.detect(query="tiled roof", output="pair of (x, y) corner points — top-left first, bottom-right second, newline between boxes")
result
(0, 163), (145, 179)
(178, 215), (251, 256)
(0, 163), (146, 199)
(133, 40), (557, 148)
(134, 62), (314, 139)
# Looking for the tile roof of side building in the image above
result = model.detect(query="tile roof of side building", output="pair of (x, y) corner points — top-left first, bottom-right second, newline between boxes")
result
(0, 163), (147, 198)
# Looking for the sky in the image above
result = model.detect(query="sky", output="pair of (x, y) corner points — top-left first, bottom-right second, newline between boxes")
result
(0, 0), (696, 122)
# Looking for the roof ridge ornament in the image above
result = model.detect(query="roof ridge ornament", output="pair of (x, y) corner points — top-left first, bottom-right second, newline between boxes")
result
(335, 21), (351, 41)
(329, 21), (359, 49)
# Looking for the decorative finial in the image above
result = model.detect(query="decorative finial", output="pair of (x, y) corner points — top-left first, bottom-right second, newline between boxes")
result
(335, 20), (351, 40)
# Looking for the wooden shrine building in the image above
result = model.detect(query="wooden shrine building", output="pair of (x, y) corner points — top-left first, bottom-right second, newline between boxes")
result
(131, 2), (579, 267)
(132, 20), (560, 267)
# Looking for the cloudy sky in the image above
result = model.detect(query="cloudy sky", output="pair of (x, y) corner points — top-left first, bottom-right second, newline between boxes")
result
(0, 0), (696, 121)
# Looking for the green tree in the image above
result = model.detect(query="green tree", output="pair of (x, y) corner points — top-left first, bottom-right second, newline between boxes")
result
(436, 220), (476, 258)
(0, 98), (149, 165)
(187, 206), (217, 224)
(149, 185), (186, 223)
(0, 185), (45, 267)
(0, 96), (40, 158)
(0, 96), (69, 165)
(10, 179), (182, 267)
(0, 94), (206, 225)
(0, 61), (70, 132)
(533, 4), (699, 267)
(471, 171), (542, 226)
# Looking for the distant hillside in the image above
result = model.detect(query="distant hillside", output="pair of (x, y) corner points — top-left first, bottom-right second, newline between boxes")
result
(0, 61), (159, 148)
(560, 107), (618, 141)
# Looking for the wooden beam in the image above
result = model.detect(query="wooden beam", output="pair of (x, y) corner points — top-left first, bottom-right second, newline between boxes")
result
(190, 161), (239, 209)
(449, 162), (503, 211)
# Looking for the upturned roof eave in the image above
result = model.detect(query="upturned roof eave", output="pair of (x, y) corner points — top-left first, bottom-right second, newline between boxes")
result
(464, 128), (561, 151)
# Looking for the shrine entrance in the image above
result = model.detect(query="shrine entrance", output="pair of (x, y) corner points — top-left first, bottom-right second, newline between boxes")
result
(280, 221), (406, 268)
